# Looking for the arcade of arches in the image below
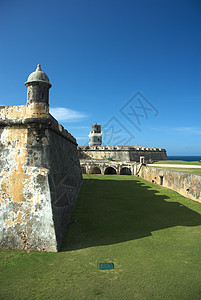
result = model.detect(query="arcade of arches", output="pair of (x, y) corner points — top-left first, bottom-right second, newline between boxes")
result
(80, 161), (136, 176)
(81, 166), (133, 175)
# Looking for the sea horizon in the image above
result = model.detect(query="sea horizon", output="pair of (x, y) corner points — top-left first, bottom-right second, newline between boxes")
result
(168, 155), (201, 162)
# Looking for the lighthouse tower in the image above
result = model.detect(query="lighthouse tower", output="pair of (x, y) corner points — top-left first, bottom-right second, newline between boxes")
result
(89, 124), (102, 146)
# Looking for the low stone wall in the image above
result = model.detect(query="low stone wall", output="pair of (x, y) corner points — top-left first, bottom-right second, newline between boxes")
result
(78, 146), (167, 162)
(139, 165), (201, 202)
(0, 104), (82, 252)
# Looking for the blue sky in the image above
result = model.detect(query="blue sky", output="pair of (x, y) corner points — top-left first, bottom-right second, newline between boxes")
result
(0, 0), (201, 155)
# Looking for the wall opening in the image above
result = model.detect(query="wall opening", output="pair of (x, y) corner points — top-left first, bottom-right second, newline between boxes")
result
(90, 166), (101, 174)
(81, 166), (86, 174)
(160, 176), (164, 185)
(104, 167), (117, 175)
(120, 167), (131, 175)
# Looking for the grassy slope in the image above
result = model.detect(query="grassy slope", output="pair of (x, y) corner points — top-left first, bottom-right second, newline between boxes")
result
(1, 175), (201, 299)
(151, 167), (201, 176)
(152, 161), (201, 175)
(154, 160), (201, 165)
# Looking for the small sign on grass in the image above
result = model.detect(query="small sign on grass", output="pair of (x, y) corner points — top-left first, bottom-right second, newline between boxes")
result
(99, 263), (114, 270)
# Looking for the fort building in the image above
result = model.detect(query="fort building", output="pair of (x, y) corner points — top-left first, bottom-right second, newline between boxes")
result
(78, 126), (201, 203)
(78, 124), (168, 163)
(0, 65), (82, 252)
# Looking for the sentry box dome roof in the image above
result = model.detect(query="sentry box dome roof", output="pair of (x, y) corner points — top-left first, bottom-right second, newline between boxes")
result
(25, 64), (52, 87)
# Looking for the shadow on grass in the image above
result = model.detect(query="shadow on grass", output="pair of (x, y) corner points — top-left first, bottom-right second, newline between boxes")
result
(61, 176), (201, 251)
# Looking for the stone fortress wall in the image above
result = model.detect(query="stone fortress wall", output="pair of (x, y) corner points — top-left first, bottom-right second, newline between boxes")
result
(138, 165), (201, 203)
(80, 159), (201, 203)
(0, 65), (82, 252)
(78, 145), (168, 162)
(78, 124), (201, 203)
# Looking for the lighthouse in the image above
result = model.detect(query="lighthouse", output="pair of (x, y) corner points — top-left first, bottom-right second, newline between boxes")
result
(89, 124), (102, 146)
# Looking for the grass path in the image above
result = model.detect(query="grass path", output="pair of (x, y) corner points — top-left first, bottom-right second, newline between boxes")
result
(153, 160), (201, 165)
(151, 160), (201, 175)
(1, 175), (201, 299)
(150, 167), (201, 176)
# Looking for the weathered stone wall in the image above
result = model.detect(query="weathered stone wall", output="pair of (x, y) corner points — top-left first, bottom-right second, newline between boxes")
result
(0, 104), (82, 252)
(78, 145), (167, 162)
(139, 165), (201, 202)
(47, 128), (82, 249)
(80, 160), (137, 175)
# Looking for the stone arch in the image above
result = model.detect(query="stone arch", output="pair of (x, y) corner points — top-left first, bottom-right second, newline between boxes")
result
(81, 166), (86, 174)
(120, 167), (132, 175)
(89, 166), (101, 174)
(104, 166), (117, 175)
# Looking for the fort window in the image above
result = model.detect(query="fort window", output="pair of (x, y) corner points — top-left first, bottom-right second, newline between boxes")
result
(89, 166), (101, 174)
(160, 176), (164, 185)
(120, 167), (131, 175)
(104, 167), (117, 175)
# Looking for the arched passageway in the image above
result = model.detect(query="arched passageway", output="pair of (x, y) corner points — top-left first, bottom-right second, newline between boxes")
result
(120, 167), (132, 175)
(104, 167), (117, 175)
(89, 166), (101, 174)
(81, 166), (86, 174)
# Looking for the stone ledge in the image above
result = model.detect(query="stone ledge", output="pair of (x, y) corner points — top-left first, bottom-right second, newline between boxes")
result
(78, 146), (166, 152)
(0, 117), (77, 145)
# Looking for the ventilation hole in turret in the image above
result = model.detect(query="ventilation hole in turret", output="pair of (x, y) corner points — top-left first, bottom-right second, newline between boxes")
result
(160, 176), (164, 185)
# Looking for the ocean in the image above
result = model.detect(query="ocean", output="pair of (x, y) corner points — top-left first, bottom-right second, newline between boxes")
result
(168, 156), (201, 162)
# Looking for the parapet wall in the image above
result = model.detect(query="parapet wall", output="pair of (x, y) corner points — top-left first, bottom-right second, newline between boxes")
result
(0, 104), (82, 252)
(0, 104), (76, 144)
(138, 165), (201, 202)
(78, 145), (167, 162)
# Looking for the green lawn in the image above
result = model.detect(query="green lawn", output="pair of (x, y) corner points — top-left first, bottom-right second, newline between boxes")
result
(151, 167), (201, 176)
(154, 160), (201, 165)
(1, 175), (201, 299)
(152, 160), (201, 175)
